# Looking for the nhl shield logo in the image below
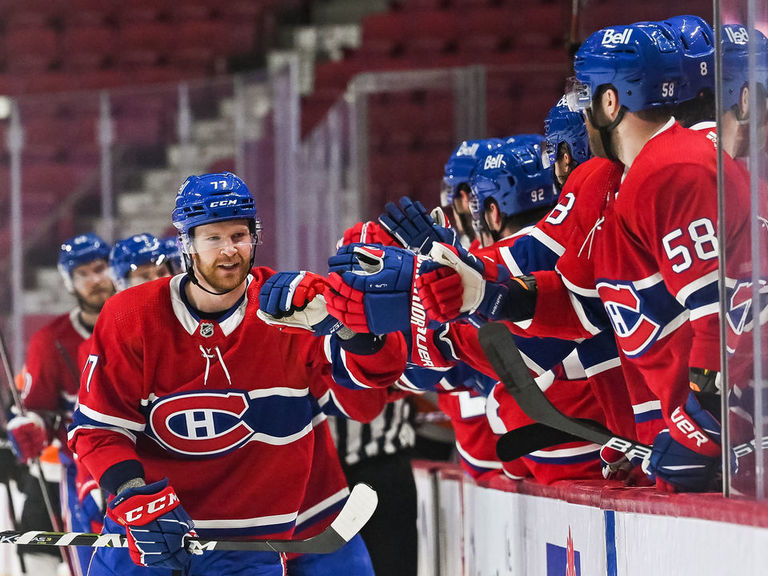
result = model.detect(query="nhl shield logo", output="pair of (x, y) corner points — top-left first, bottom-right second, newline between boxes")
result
(199, 322), (215, 338)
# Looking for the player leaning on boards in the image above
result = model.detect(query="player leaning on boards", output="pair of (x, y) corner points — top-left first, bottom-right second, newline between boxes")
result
(418, 21), (758, 492)
(68, 172), (406, 575)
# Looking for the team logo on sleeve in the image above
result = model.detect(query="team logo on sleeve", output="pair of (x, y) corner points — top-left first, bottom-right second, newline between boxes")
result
(597, 282), (661, 357)
(728, 279), (768, 334)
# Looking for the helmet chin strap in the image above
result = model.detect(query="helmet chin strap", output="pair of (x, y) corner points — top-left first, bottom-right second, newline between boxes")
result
(586, 105), (627, 163)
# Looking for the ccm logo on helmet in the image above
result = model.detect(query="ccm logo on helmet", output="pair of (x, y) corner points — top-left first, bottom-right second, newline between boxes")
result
(210, 200), (238, 208)
(123, 492), (180, 524)
(601, 28), (633, 45)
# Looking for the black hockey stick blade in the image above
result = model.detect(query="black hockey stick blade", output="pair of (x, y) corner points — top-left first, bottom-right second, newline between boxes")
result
(0, 483), (378, 555)
(495, 419), (611, 462)
(478, 322), (652, 462)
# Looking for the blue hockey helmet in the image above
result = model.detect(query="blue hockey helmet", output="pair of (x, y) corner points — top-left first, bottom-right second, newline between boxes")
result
(658, 15), (715, 102)
(160, 236), (184, 275)
(469, 142), (556, 224)
(721, 24), (768, 113)
(172, 172), (261, 242)
(544, 96), (590, 166)
(58, 233), (111, 293)
(442, 138), (505, 206)
(109, 233), (166, 291)
(567, 22), (684, 113)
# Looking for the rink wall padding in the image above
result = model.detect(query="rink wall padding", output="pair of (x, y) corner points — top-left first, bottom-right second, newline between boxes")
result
(412, 460), (768, 576)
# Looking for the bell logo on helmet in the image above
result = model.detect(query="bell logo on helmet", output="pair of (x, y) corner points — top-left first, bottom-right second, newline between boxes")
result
(601, 28), (633, 46)
(484, 154), (505, 170)
(456, 142), (480, 157)
(210, 200), (238, 208)
(725, 25), (748, 45)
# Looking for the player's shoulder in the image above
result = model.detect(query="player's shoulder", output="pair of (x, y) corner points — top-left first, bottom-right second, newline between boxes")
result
(33, 310), (83, 343)
(102, 276), (172, 317)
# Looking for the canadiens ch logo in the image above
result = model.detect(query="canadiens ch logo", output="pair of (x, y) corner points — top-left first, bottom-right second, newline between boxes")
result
(148, 391), (254, 456)
(597, 282), (661, 357)
(199, 322), (214, 338)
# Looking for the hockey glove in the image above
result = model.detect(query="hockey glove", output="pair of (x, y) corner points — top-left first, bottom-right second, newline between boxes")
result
(258, 271), (343, 335)
(643, 393), (724, 492)
(7, 412), (47, 463)
(327, 244), (422, 334)
(76, 466), (105, 533)
(415, 243), (513, 324)
(378, 196), (460, 254)
(339, 220), (400, 248)
(107, 478), (198, 570)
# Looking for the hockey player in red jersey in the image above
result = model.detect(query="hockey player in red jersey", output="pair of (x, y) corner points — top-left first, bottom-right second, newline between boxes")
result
(7, 233), (114, 576)
(69, 172), (406, 575)
(415, 21), (758, 492)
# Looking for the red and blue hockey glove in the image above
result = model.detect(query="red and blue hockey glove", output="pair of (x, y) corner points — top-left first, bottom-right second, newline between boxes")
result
(643, 393), (725, 492)
(76, 466), (105, 533)
(326, 244), (421, 334)
(415, 243), (514, 324)
(339, 220), (400, 248)
(107, 478), (198, 571)
(7, 412), (47, 463)
(258, 271), (343, 335)
(378, 196), (461, 254)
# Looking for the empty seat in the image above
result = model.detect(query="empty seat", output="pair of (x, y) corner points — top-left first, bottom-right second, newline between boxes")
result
(361, 12), (406, 58)
(403, 10), (458, 55)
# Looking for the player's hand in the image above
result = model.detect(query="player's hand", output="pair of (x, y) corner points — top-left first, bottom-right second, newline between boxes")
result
(7, 412), (47, 463)
(107, 478), (198, 570)
(416, 243), (511, 324)
(643, 393), (724, 492)
(339, 220), (400, 248)
(326, 244), (420, 334)
(258, 271), (343, 335)
(378, 196), (460, 254)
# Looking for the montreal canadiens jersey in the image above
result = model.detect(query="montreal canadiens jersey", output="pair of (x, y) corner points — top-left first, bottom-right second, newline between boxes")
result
(68, 269), (406, 539)
(528, 121), (754, 441)
(22, 308), (91, 458)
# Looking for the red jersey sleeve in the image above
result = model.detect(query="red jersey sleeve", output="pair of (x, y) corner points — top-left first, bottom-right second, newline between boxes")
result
(68, 298), (147, 486)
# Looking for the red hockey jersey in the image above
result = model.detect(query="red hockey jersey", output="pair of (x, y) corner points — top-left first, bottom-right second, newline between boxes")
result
(68, 269), (405, 539)
(22, 309), (91, 458)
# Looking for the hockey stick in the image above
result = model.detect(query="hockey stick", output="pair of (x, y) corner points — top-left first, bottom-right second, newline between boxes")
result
(0, 482), (377, 555)
(495, 421), (602, 462)
(0, 328), (66, 537)
(477, 322), (652, 462)
(497, 418), (768, 462)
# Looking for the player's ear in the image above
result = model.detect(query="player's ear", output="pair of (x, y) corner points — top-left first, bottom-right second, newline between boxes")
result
(737, 85), (750, 121)
(600, 87), (620, 122)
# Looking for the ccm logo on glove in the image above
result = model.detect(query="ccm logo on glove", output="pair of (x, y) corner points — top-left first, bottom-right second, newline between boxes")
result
(120, 492), (180, 524)
(671, 407), (709, 448)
